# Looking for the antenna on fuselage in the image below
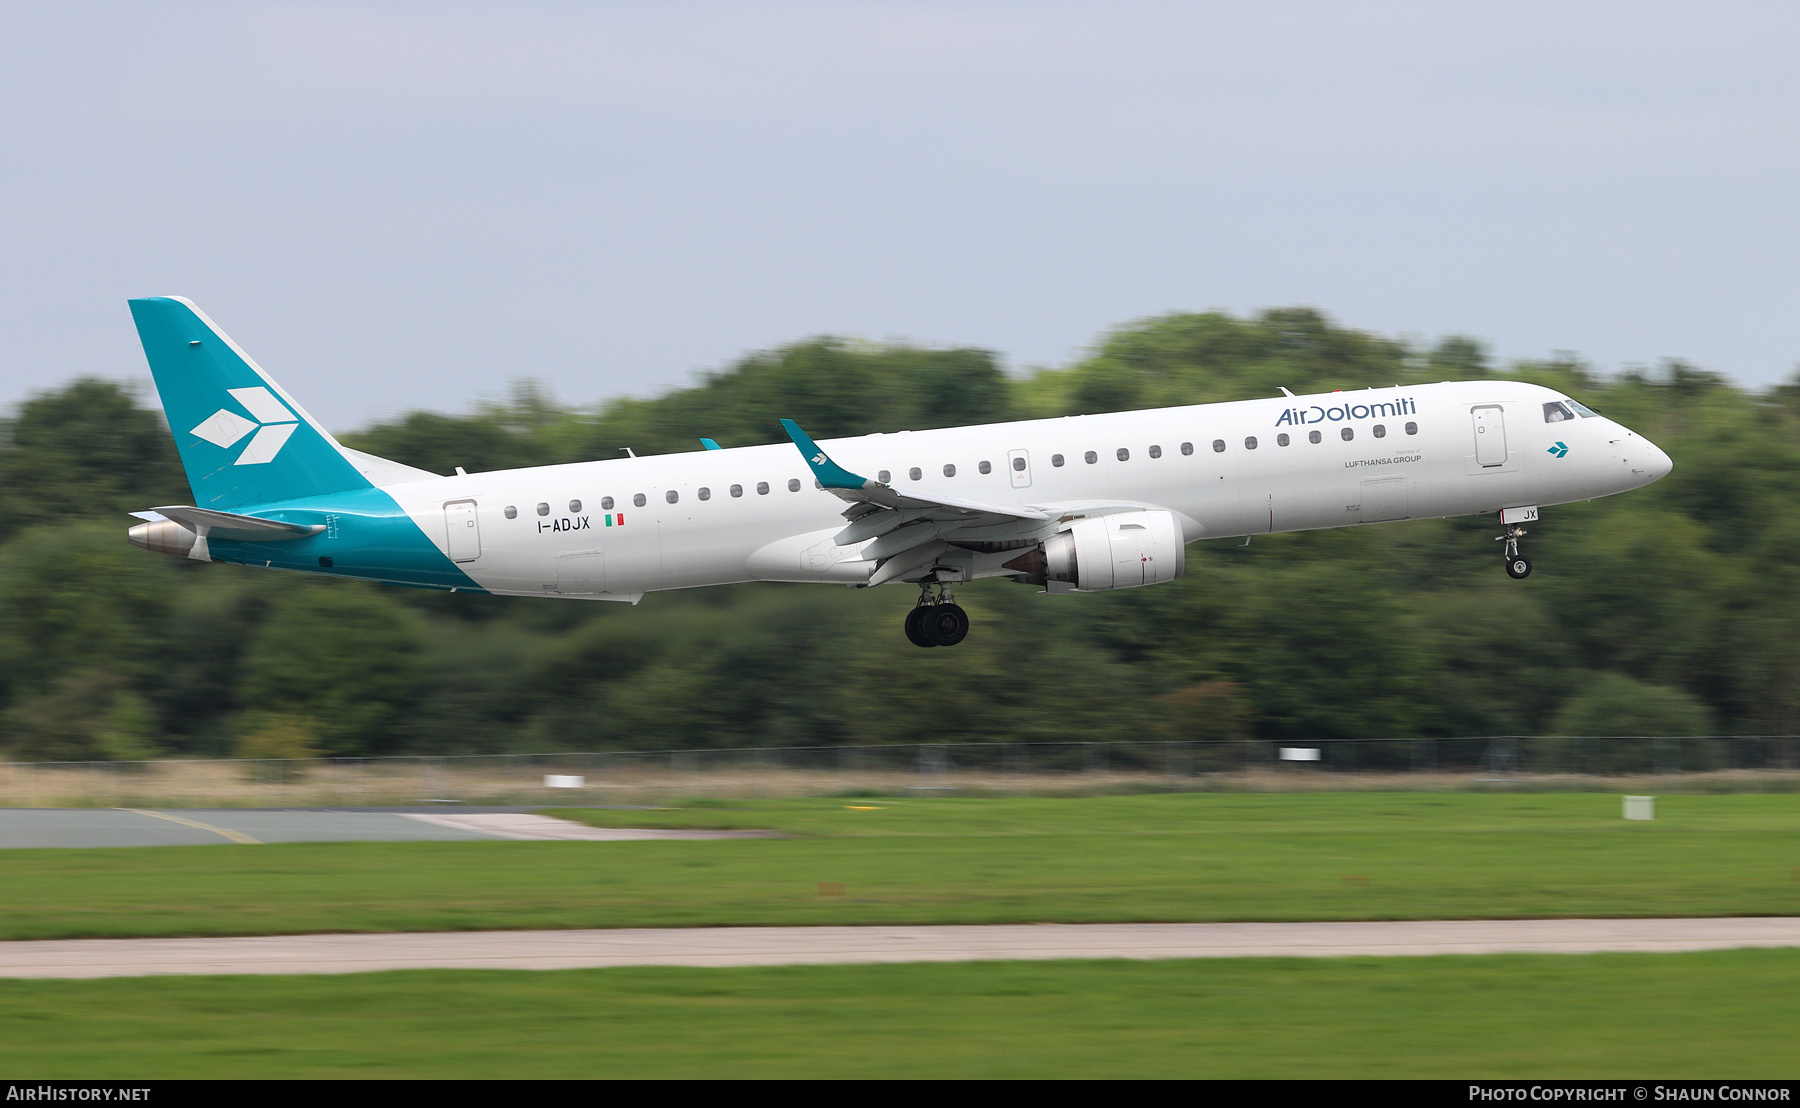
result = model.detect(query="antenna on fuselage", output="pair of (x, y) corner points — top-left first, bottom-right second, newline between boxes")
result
(619, 447), (636, 459)
(1278, 387), (1295, 397)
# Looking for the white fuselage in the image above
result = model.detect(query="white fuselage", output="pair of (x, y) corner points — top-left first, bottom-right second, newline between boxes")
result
(380, 379), (1671, 601)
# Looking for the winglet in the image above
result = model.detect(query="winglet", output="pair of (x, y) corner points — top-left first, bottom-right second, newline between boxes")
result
(779, 419), (878, 490)
(700, 438), (722, 451)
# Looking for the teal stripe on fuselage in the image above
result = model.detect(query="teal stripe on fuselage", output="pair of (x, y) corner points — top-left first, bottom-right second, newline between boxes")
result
(204, 485), (486, 592)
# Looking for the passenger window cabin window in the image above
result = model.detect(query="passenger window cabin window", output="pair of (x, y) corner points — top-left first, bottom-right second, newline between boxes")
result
(757, 481), (770, 495)
(1373, 424), (1386, 438)
(787, 478), (801, 492)
(698, 487), (711, 501)
(1212, 440), (1225, 453)
(504, 505), (518, 519)
(729, 485), (743, 498)
(978, 460), (991, 474)
(909, 467), (922, 481)
(1309, 430), (1322, 444)
(666, 490), (679, 504)
(1544, 401), (1575, 423)
(1052, 454), (1065, 467)
(633, 493), (646, 507)
(1341, 427), (1354, 441)
(1244, 437), (1258, 450)
(602, 497), (614, 510)
(1405, 422), (1418, 435)
(569, 499), (581, 513)
(1116, 448), (1129, 461)
(1084, 451), (1097, 464)
(1180, 442), (1193, 455)
(1012, 457), (1026, 471)
(1149, 445), (1162, 458)
(878, 470), (891, 483)
(1277, 433), (1290, 447)
(536, 503), (549, 516)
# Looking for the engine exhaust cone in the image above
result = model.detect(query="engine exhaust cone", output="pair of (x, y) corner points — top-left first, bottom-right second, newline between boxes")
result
(127, 519), (198, 557)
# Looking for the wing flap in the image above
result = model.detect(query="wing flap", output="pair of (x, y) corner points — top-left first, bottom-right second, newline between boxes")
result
(825, 483), (1054, 520)
(866, 540), (951, 587)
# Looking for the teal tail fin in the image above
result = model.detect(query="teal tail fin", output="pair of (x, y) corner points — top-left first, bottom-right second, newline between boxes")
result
(128, 297), (372, 510)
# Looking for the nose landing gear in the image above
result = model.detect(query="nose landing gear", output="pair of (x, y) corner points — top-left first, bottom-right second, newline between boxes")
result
(905, 579), (970, 647)
(1497, 523), (1532, 579)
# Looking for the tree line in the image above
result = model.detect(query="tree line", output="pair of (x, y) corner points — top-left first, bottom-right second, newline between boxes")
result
(1, 308), (1793, 761)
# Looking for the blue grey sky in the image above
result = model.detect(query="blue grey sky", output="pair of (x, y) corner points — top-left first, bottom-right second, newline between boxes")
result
(2, 2), (1797, 429)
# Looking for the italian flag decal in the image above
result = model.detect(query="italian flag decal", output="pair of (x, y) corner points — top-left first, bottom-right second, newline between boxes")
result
(605, 513), (623, 526)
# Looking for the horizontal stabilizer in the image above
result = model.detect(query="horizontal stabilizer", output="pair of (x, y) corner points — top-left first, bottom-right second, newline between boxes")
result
(148, 505), (326, 542)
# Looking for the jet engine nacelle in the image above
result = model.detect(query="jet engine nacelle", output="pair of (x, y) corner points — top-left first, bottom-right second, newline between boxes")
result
(1004, 510), (1186, 591)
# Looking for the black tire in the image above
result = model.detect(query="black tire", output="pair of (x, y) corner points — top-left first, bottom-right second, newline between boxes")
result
(922, 602), (970, 647)
(904, 605), (937, 648)
(1505, 555), (1532, 579)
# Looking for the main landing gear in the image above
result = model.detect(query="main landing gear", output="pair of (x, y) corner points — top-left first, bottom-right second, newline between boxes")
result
(1497, 522), (1532, 579)
(905, 580), (970, 648)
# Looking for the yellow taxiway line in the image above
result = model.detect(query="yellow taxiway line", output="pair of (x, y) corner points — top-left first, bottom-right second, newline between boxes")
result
(119, 809), (261, 845)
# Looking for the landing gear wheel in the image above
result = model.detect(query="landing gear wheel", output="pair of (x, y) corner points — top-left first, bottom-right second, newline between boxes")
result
(921, 602), (970, 647)
(904, 605), (937, 648)
(1495, 518), (1532, 580)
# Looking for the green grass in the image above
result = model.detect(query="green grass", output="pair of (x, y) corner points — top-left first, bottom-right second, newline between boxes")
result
(2, 949), (1797, 1077)
(0, 793), (1796, 940)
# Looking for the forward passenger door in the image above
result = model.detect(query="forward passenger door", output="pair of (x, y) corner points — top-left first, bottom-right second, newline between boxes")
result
(1471, 406), (1508, 467)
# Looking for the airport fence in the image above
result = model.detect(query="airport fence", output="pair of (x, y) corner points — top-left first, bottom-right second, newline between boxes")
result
(2, 735), (1799, 807)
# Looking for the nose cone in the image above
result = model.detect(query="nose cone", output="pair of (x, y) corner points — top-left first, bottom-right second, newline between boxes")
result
(1638, 438), (1674, 483)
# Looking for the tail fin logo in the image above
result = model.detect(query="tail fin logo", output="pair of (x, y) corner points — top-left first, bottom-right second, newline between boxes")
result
(189, 387), (300, 466)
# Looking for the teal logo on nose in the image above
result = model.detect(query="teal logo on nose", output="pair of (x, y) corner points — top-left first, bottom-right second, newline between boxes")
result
(1547, 441), (1568, 458)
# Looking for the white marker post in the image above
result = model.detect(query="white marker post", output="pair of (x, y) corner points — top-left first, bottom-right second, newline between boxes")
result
(1623, 795), (1655, 820)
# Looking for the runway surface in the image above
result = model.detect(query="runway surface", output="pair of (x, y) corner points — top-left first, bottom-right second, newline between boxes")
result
(3, 918), (1798, 978)
(0, 808), (775, 848)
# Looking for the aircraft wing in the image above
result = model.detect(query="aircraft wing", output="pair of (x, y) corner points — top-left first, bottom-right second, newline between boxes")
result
(781, 419), (1050, 518)
(780, 419), (1063, 585)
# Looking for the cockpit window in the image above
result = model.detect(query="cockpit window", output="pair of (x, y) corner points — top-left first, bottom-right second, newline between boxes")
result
(1568, 399), (1601, 418)
(1543, 401), (1575, 423)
